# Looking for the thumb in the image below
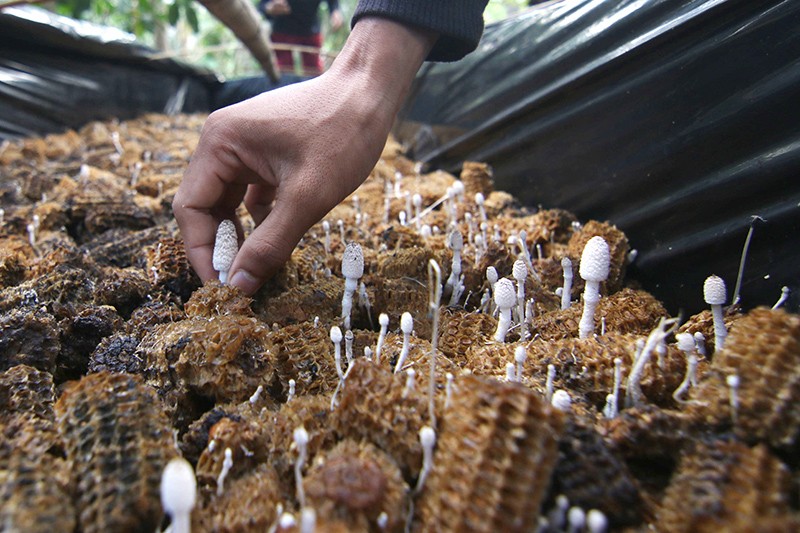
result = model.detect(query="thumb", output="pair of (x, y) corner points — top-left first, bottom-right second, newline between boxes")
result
(227, 200), (309, 295)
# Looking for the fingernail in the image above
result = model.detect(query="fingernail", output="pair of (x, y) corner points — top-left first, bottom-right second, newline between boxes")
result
(229, 270), (259, 295)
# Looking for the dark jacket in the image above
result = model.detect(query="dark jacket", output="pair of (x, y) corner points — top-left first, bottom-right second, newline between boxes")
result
(353, 0), (489, 61)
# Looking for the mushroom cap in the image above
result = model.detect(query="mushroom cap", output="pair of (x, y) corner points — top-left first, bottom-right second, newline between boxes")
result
(419, 426), (436, 449)
(493, 278), (517, 309)
(475, 192), (485, 205)
(512, 259), (527, 281)
(293, 426), (309, 447)
(330, 326), (343, 343)
(579, 236), (611, 282)
(212, 219), (238, 272)
(342, 242), (364, 279)
(322, 220), (330, 231)
(160, 457), (197, 515)
(412, 193), (422, 207)
(448, 229), (464, 251)
(379, 313), (389, 327)
(676, 332), (695, 352)
(401, 311), (414, 333)
(551, 389), (572, 411)
(587, 510), (609, 533)
(451, 180), (465, 197)
(703, 275), (727, 305)
(561, 256), (572, 270)
(486, 266), (499, 285)
(568, 507), (586, 529)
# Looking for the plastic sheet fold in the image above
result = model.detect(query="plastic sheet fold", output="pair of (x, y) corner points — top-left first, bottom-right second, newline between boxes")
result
(0, 6), (219, 139)
(397, 0), (800, 313)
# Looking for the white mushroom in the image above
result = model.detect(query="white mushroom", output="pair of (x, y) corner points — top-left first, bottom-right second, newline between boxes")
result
(330, 325), (345, 410)
(672, 332), (698, 402)
(514, 345), (527, 383)
(586, 509), (609, 533)
(546, 363), (556, 403)
(212, 219), (238, 284)
(412, 193), (423, 228)
(299, 508), (316, 533)
(727, 373), (740, 424)
(394, 312), (414, 373)
(578, 236), (610, 339)
(446, 229), (464, 306)
(160, 457), (197, 533)
(216, 447), (233, 497)
(505, 362), (516, 382)
(512, 259), (527, 326)
(322, 220), (331, 255)
(772, 286), (790, 309)
(492, 278), (517, 342)
(375, 313), (389, 364)
(293, 426), (309, 506)
(703, 275), (728, 351)
(475, 192), (487, 221)
(414, 426), (436, 493)
(560, 257), (573, 310)
(402, 368), (416, 398)
(341, 242), (364, 329)
(551, 389), (572, 412)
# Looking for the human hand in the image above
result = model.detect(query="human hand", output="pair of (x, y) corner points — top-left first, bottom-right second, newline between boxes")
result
(265, 0), (291, 17)
(174, 18), (437, 295)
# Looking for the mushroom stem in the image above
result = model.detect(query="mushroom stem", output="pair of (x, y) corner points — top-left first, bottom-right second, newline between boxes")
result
(560, 257), (573, 310)
(394, 312), (414, 373)
(626, 318), (679, 407)
(414, 426), (436, 494)
(704, 275), (728, 351)
(578, 237), (610, 339)
(428, 259), (443, 428)
(375, 313), (389, 364)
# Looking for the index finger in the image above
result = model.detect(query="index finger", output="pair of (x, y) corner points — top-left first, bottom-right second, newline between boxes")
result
(173, 122), (259, 281)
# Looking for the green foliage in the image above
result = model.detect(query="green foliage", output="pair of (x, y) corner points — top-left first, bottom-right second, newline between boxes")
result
(484, 0), (531, 23)
(49, 0), (532, 78)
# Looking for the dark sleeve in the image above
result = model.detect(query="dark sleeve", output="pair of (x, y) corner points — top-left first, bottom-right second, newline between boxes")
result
(352, 0), (489, 62)
(326, 0), (341, 12)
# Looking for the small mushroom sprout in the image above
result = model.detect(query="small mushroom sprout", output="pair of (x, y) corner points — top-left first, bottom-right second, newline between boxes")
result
(160, 457), (197, 533)
(560, 256), (573, 310)
(703, 275), (728, 351)
(578, 236), (610, 339)
(493, 278), (517, 342)
(341, 242), (364, 330)
(394, 311), (414, 373)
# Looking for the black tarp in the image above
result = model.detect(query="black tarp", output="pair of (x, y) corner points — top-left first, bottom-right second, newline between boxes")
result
(0, 5), (220, 139)
(0, 6), (308, 139)
(397, 0), (800, 315)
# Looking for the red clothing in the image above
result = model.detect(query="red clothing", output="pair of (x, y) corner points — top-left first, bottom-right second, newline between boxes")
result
(271, 32), (325, 75)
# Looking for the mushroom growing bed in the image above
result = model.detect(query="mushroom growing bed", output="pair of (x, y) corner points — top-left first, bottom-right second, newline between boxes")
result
(1, 113), (799, 532)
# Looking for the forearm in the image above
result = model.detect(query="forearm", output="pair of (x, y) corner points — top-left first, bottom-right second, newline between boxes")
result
(327, 16), (437, 127)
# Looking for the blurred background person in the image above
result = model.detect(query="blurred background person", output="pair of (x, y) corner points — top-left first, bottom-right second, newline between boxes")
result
(259, 0), (344, 75)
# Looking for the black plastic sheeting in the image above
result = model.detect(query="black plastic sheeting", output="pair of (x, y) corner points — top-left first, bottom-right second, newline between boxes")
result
(397, 0), (800, 315)
(0, 6), (309, 140)
(0, 6), (220, 139)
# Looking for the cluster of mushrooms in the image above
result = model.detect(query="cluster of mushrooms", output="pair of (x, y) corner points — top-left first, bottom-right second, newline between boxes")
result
(0, 113), (799, 532)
